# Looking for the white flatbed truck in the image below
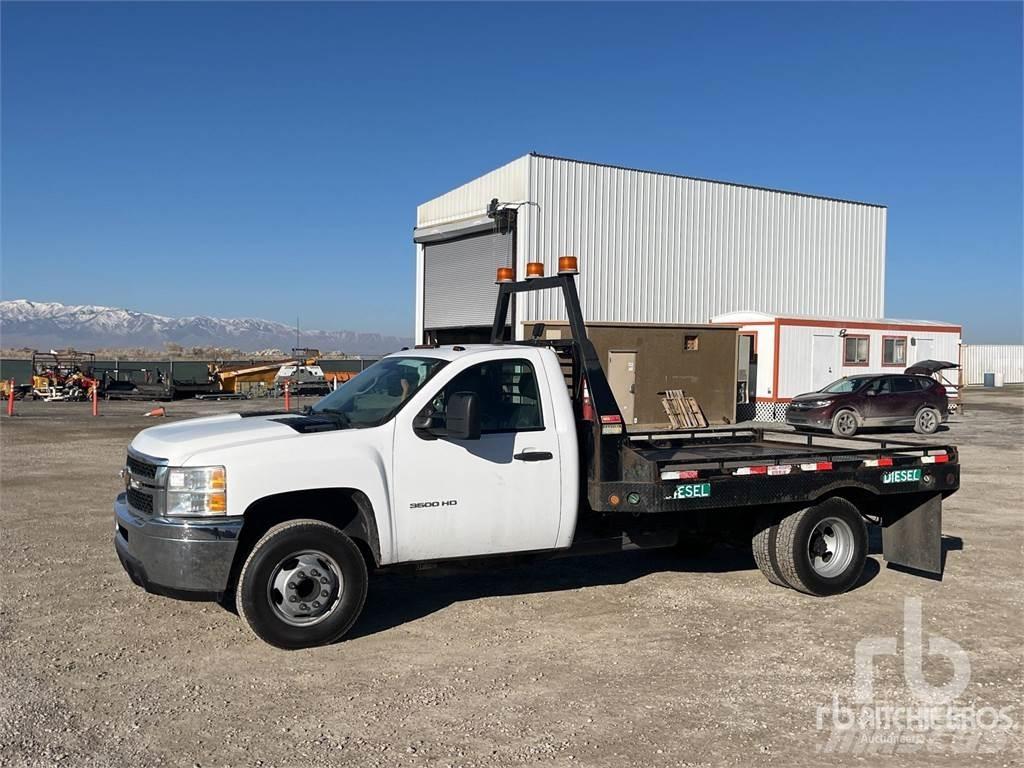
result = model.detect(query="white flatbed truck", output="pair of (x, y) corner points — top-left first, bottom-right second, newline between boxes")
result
(115, 260), (960, 648)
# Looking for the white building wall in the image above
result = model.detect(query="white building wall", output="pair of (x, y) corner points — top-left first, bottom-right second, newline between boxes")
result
(962, 345), (1024, 385)
(517, 155), (887, 334)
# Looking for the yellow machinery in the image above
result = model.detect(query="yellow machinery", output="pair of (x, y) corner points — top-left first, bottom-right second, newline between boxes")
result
(213, 348), (323, 395)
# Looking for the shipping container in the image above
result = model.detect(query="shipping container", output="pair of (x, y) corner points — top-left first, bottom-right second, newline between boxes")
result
(524, 320), (740, 426)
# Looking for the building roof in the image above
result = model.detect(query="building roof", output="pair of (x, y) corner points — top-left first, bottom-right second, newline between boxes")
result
(710, 310), (961, 331)
(528, 152), (886, 210)
(528, 319), (741, 330)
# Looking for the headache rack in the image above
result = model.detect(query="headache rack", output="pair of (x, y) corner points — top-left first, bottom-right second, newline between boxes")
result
(490, 266), (629, 485)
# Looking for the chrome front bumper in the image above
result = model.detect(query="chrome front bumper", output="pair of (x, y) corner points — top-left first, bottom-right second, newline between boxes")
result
(114, 492), (243, 599)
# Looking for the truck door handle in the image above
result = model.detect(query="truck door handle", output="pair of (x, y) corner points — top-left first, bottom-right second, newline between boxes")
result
(514, 451), (553, 462)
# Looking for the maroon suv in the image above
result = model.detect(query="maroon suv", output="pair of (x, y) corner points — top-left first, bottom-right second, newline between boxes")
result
(785, 374), (948, 437)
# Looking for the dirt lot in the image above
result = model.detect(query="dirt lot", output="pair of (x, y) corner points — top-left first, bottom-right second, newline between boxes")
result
(1, 389), (1021, 767)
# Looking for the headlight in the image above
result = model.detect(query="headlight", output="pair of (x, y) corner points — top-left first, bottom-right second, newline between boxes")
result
(165, 466), (226, 516)
(809, 399), (834, 407)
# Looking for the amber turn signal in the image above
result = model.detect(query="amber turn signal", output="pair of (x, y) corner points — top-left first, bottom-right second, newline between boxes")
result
(525, 262), (545, 279)
(558, 256), (579, 274)
(496, 267), (515, 284)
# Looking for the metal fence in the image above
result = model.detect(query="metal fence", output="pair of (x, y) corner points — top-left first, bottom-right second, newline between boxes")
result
(0, 357), (381, 386)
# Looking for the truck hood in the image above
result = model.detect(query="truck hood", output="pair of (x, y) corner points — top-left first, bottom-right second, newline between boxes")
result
(130, 413), (304, 464)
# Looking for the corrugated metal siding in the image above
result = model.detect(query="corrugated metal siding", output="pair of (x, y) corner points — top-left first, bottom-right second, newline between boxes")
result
(962, 345), (1024, 384)
(776, 325), (961, 398)
(417, 156), (529, 227)
(517, 155), (886, 332)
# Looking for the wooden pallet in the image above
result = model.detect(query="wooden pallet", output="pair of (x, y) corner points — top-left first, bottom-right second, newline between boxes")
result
(659, 389), (708, 429)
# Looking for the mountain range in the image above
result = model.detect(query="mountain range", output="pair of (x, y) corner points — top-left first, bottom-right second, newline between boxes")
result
(0, 300), (411, 355)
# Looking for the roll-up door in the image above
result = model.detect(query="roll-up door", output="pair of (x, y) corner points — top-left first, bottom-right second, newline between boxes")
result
(423, 229), (513, 330)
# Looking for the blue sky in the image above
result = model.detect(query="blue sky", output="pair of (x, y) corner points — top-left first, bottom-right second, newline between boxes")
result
(2, 2), (1021, 342)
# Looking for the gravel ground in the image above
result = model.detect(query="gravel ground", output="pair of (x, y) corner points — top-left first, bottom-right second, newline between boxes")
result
(1, 389), (1021, 767)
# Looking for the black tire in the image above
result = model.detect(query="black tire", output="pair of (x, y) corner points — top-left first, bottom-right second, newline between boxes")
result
(774, 498), (867, 596)
(236, 519), (368, 650)
(914, 407), (941, 435)
(831, 409), (859, 437)
(752, 511), (791, 588)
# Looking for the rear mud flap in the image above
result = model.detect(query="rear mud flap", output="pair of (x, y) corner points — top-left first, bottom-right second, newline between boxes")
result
(881, 493), (943, 576)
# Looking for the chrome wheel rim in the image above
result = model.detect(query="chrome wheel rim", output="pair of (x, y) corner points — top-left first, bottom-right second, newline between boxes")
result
(267, 550), (343, 627)
(807, 516), (855, 578)
(919, 410), (937, 431)
(835, 412), (856, 435)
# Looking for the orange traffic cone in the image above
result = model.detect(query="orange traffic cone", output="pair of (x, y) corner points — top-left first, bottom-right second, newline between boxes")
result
(143, 406), (166, 417)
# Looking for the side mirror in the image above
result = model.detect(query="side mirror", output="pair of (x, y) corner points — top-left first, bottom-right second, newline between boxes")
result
(413, 410), (444, 439)
(445, 391), (481, 440)
(412, 412), (434, 431)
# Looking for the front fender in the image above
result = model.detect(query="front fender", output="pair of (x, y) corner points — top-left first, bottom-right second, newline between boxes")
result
(186, 423), (397, 564)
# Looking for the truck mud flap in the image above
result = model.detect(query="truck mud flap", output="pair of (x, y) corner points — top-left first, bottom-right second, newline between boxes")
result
(881, 492), (942, 576)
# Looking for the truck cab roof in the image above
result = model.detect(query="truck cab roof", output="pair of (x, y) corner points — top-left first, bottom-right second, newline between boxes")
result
(389, 344), (537, 362)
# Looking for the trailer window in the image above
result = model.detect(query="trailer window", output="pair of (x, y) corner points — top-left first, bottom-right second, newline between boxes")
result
(882, 336), (907, 366)
(684, 335), (699, 352)
(435, 359), (543, 433)
(843, 335), (870, 365)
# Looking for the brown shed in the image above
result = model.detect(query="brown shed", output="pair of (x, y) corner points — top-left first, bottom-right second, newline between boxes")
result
(524, 321), (740, 428)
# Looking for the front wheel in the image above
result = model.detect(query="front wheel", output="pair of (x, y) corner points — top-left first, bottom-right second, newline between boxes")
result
(831, 409), (859, 437)
(236, 520), (368, 649)
(773, 498), (867, 596)
(914, 407), (941, 434)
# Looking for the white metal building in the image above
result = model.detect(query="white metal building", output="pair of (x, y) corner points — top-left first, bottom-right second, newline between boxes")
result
(710, 311), (963, 420)
(962, 345), (1024, 385)
(414, 153), (888, 344)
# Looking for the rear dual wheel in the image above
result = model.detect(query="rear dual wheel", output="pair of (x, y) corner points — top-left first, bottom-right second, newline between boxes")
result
(752, 498), (867, 596)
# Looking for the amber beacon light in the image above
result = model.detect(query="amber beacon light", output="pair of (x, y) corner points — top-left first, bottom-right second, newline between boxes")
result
(495, 267), (515, 284)
(525, 262), (545, 279)
(558, 256), (579, 274)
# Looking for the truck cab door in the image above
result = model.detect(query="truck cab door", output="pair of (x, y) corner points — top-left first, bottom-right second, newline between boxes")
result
(390, 352), (564, 562)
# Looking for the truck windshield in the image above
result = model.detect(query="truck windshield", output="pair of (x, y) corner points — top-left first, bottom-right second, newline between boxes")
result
(820, 377), (866, 394)
(311, 356), (448, 428)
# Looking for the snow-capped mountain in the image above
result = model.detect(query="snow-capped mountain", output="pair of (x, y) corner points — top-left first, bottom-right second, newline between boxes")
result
(0, 300), (411, 355)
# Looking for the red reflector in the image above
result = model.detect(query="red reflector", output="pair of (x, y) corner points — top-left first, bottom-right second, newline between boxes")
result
(735, 465), (768, 476)
(600, 415), (623, 424)
(660, 469), (701, 481)
(818, 461), (833, 471)
(878, 457), (894, 467)
(933, 454), (949, 464)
